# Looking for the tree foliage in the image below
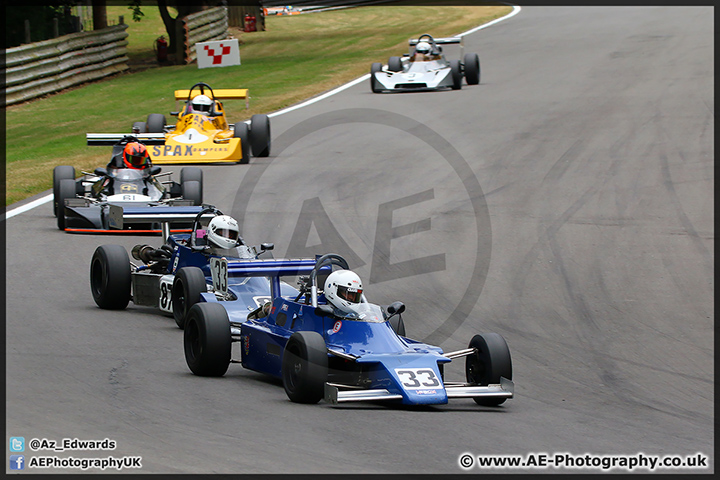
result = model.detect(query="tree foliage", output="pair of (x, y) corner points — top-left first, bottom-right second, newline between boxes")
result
(4, 2), (80, 48)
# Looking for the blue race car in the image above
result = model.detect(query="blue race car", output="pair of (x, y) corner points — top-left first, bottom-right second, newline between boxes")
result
(89, 206), (282, 329)
(183, 253), (514, 407)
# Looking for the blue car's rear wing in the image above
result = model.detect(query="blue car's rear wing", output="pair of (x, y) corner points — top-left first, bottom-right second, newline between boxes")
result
(225, 258), (322, 277)
(222, 258), (330, 299)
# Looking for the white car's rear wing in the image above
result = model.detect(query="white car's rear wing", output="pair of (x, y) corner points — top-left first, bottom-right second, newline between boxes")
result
(408, 35), (464, 58)
(409, 36), (463, 46)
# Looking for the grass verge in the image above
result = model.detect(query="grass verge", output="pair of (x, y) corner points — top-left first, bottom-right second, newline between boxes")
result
(5, 4), (512, 206)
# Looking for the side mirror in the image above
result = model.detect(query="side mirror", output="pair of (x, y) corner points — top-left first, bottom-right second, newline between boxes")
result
(315, 304), (334, 318)
(261, 243), (274, 251)
(149, 166), (162, 176)
(386, 301), (405, 316)
(94, 167), (108, 177)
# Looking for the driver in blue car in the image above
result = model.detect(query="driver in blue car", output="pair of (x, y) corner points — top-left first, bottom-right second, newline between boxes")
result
(203, 214), (255, 259)
(324, 270), (364, 315)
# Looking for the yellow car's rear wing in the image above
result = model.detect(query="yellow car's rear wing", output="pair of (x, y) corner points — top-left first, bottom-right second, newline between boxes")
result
(175, 89), (249, 109)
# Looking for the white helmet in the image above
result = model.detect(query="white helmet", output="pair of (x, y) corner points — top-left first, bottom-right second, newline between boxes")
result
(415, 41), (431, 54)
(207, 215), (240, 249)
(324, 269), (363, 314)
(192, 94), (213, 113)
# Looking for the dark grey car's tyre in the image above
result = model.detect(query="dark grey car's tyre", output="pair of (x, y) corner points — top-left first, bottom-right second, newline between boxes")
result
(56, 178), (76, 230)
(184, 303), (231, 376)
(181, 180), (202, 206)
(282, 331), (328, 404)
(146, 114), (166, 133)
(132, 121), (147, 133)
(466, 333), (512, 406)
(180, 167), (203, 184)
(450, 59), (463, 90)
(90, 245), (131, 310)
(53, 165), (75, 217)
(388, 56), (403, 72)
(464, 53), (480, 85)
(370, 62), (382, 93)
(388, 315), (406, 337)
(249, 114), (271, 158)
(233, 122), (251, 163)
(172, 266), (207, 329)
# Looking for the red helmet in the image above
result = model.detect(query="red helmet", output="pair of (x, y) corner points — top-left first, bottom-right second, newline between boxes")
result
(123, 142), (150, 169)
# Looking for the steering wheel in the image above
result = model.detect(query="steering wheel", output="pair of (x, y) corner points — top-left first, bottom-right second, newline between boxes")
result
(417, 33), (435, 44)
(190, 205), (224, 248)
(308, 254), (349, 307)
(187, 82), (216, 103)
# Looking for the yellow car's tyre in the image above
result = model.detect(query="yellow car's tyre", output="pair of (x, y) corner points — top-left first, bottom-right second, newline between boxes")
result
(146, 114), (166, 133)
(234, 122), (251, 163)
(249, 114), (271, 158)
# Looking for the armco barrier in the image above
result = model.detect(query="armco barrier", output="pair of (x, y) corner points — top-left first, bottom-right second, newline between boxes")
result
(183, 6), (230, 64)
(3, 24), (129, 107)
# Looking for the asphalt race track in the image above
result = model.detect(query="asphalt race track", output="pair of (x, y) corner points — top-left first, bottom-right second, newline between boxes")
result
(5, 7), (713, 474)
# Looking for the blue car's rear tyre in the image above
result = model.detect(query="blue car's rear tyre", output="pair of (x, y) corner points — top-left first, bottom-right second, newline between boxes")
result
(184, 303), (231, 377)
(282, 331), (328, 404)
(53, 165), (75, 217)
(249, 114), (271, 158)
(466, 333), (512, 406)
(90, 245), (131, 310)
(172, 266), (207, 329)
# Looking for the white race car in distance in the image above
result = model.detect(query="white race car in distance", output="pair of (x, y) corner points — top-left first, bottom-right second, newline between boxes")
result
(370, 34), (480, 93)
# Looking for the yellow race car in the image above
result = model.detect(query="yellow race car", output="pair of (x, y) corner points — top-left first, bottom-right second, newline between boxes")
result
(90, 83), (270, 164)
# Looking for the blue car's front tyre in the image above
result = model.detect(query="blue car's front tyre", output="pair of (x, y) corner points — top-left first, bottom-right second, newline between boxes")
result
(172, 266), (207, 329)
(466, 333), (512, 406)
(282, 331), (328, 404)
(184, 303), (231, 377)
(90, 245), (131, 310)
